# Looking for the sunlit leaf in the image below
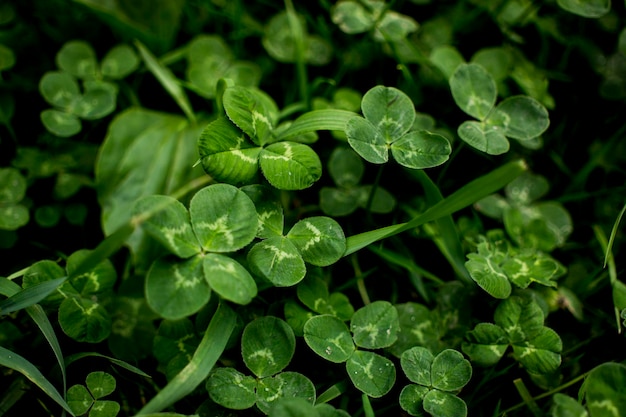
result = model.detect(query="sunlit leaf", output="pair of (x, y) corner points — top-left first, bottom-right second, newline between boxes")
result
(423, 390), (468, 417)
(457, 120), (510, 155)
(390, 130), (451, 169)
(430, 349), (472, 391)
(303, 315), (355, 363)
(512, 327), (562, 374)
(287, 216), (346, 266)
(101, 44), (139, 79)
(450, 63), (497, 120)
(202, 253), (257, 305)
(56, 40), (98, 79)
(259, 142), (322, 190)
(346, 350), (396, 398)
(247, 236), (306, 287)
(242, 316), (296, 378)
(350, 301), (399, 349)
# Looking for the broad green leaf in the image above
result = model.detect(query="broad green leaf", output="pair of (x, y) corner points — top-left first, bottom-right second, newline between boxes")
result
(361, 86), (415, 141)
(488, 96), (549, 140)
(585, 362), (626, 417)
(346, 117), (389, 164)
(303, 315), (355, 363)
(133, 195), (201, 258)
(223, 86), (278, 145)
(557, 0), (610, 17)
(457, 121), (510, 155)
(197, 116), (262, 186)
(259, 142), (322, 190)
(138, 302), (237, 414)
(241, 184), (284, 238)
(495, 296), (544, 343)
(242, 316), (296, 378)
(450, 63), (497, 120)
(247, 236), (306, 287)
(423, 390), (468, 417)
(373, 10), (419, 42)
(65, 249), (117, 297)
(401, 346), (434, 386)
(331, 0), (384, 34)
(287, 216), (346, 266)
(56, 40), (98, 79)
(350, 300), (399, 349)
(430, 349), (472, 391)
(74, 80), (117, 120)
(430, 45), (465, 80)
(101, 44), (139, 79)
(328, 147), (364, 188)
(58, 297), (111, 343)
(512, 327), (562, 374)
(0, 204), (29, 230)
(256, 372), (316, 414)
(68, 384), (93, 415)
(40, 71), (80, 108)
(399, 384), (430, 416)
(462, 323), (509, 367)
(86, 371), (116, 399)
(202, 253), (257, 305)
(465, 239), (512, 299)
(95, 108), (202, 260)
(145, 256), (211, 320)
(40, 109), (82, 137)
(390, 303), (440, 357)
(551, 393), (588, 417)
(206, 367), (257, 410)
(189, 184), (257, 252)
(390, 130), (451, 169)
(346, 350), (396, 398)
(87, 400), (120, 417)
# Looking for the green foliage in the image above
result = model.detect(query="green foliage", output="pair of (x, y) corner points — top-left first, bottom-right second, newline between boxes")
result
(68, 371), (120, 417)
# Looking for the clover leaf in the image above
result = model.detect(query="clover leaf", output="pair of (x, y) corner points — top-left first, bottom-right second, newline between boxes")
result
(296, 274), (354, 320)
(399, 347), (472, 417)
(0, 167), (29, 230)
(153, 319), (200, 380)
(346, 86), (451, 169)
(303, 315), (355, 363)
(68, 371), (120, 417)
(450, 63), (549, 155)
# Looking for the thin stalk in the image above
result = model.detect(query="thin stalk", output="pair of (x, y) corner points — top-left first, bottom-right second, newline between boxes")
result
(512, 378), (542, 417)
(284, 0), (309, 108)
(351, 254), (371, 305)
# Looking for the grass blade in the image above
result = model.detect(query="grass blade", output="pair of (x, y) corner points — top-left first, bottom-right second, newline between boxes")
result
(604, 202), (626, 268)
(277, 109), (360, 140)
(65, 352), (151, 378)
(134, 39), (196, 123)
(136, 301), (237, 414)
(0, 277), (66, 314)
(344, 159), (527, 256)
(0, 345), (74, 415)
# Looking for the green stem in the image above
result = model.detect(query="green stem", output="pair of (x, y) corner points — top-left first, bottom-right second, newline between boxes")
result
(351, 254), (371, 305)
(284, 0), (309, 108)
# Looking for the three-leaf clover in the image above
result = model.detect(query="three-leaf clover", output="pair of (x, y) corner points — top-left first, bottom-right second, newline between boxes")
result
(462, 295), (563, 375)
(207, 316), (316, 414)
(133, 183), (259, 319)
(346, 85), (451, 169)
(449, 63), (550, 154)
(303, 301), (399, 398)
(399, 347), (472, 417)
(68, 371), (120, 417)
(39, 40), (138, 137)
(198, 85), (322, 190)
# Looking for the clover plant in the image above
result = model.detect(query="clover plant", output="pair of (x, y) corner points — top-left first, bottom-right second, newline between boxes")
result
(67, 371), (120, 417)
(0, 167), (29, 230)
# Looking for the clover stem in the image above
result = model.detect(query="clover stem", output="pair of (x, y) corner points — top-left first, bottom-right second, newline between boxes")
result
(351, 254), (371, 305)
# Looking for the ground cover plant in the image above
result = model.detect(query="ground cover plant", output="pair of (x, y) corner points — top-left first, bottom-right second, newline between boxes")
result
(1, 0), (626, 416)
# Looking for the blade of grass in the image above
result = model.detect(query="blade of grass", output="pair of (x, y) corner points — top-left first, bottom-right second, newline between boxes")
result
(594, 225), (625, 333)
(0, 346), (74, 416)
(277, 109), (360, 140)
(0, 277), (66, 315)
(604, 202), (626, 268)
(136, 301), (237, 414)
(512, 378), (542, 417)
(344, 160), (527, 256)
(284, 0), (308, 107)
(362, 393), (375, 417)
(316, 382), (347, 404)
(65, 352), (151, 378)
(134, 40), (196, 123)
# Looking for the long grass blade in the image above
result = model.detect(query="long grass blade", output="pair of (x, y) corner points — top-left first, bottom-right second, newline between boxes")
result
(136, 302), (237, 414)
(0, 277), (66, 314)
(277, 109), (360, 140)
(65, 352), (151, 378)
(0, 346), (74, 415)
(604, 202), (626, 268)
(344, 159), (527, 256)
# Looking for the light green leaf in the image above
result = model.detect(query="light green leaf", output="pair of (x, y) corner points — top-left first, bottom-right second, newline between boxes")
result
(350, 300), (399, 349)
(399, 384), (430, 416)
(423, 390), (468, 417)
(471, 47), (513, 82)
(277, 109), (359, 141)
(56, 40), (98, 79)
(241, 184), (284, 238)
(145, 256), (211, 320)
(465, 239), (512, 299)
(206, 367), (257, 410)
(0, 277), (67, 315)
(87, 400), (120, 417)
(390, 303), (440, 357)
(259, 141), (322, 190)
(247, 236), (306, 287)
(297, 274), (330, 313)
(40, 71), (80, 108)
(242, 316), (296, 378)
(256, 372), (316, 414)
(101, 44), (139, 79)
(346, 117), (388, 164)
(287, 216), (346, 266)
(504, 202), (573, 251)
(390, 130), (451, 169)
(223, 86), (278, 145)
(68, 384), (93, 415)
(0, 167), (29, 230)
(331, 0), (384, 34)
(197, 116), (261, 186)
(430, 349), (472, 391)
(505, 172), (550, 206)
(502, 251), (565, 289)
(303, 315), (355, 363)
(551, 393), (589, 417)
(488, 96), (549, 140)
(58, 297), (111, 343)
(401, 346), (434, 386)
(495, 296), (545, 343)
(202, 254), (257, 305)
(557, 0), (610, 17)
(86, 371), (116, 399)
(457, 120), (510, 155)
(373, 10), (419, 42)
(346, 350), (396, 398)
(450, 63), (497, 120)
(65, 249), (117, 297)
(512, 327), (562, 374)
(74, 80), (117, 120)
(189, 184), (258, 252)
(462, 323), (509, 367)
(585, 362), (626, 417)
(41, 109), (82, 137)
(133, 195), (201, 258)
(361, 86), (415, 141)
(430, 45), (465, 80)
